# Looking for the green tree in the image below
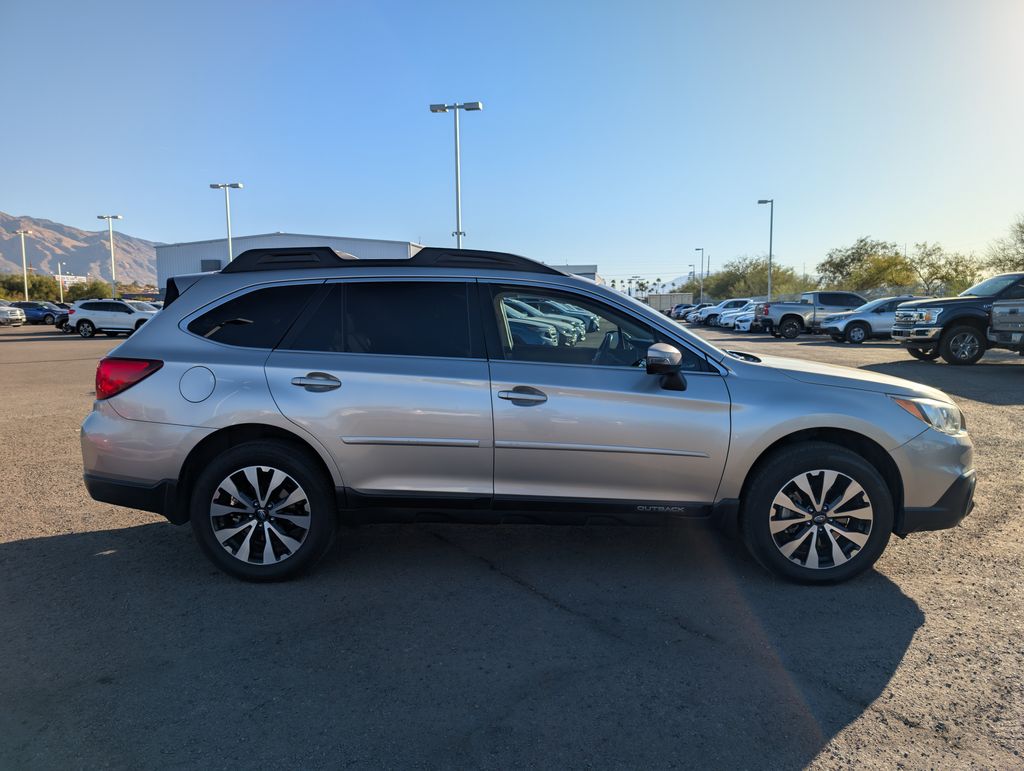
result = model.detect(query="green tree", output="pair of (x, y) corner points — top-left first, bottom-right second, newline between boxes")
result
(907, 242), (981, 295)
(988, 214), (1024, 272)
(66, 279), (113, 301)
(817, 238), (914, 291)
(0, 273), (62, 302)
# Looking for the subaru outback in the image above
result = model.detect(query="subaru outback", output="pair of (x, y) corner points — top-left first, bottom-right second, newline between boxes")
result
(81, 247), (975, 583)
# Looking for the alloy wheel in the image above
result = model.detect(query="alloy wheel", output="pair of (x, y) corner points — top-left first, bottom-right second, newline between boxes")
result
(948, 331), (980, 361)
(768, 469), (874, 570)
(847, 325), (866, 343)
(209, 466), (311, 565)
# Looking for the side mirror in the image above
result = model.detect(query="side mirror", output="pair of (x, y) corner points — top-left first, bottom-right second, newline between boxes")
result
(646, 343), (686, 391)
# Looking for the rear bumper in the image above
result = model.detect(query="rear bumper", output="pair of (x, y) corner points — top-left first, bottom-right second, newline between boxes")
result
(892, 326), (941, 343)
(896, 470), (975, 536)
(84, 473), (183, 523)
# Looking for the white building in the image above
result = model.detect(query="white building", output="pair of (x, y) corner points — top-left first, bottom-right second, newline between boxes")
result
(156, 232), (422, 290)
(156, 232), (602, 290)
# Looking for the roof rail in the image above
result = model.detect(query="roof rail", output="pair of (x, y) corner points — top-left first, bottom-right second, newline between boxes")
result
(220, 246), (564, 276)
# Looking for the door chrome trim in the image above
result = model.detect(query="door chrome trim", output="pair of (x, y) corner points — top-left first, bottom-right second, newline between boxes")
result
(340, 436), (481, 447)
(494, 440), (709, 458)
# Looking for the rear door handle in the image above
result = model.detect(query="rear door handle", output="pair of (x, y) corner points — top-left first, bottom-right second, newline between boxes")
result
(290, 372), (342, 392)
(497, 387), (548, 405)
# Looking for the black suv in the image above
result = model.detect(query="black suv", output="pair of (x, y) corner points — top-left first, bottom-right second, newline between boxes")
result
(891, 273), (1024, 364)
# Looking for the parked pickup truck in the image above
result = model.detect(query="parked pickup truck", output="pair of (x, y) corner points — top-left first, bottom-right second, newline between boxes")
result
(988, 298), (1024, 356)
(891, 272), (1024, 365)
(758, 291), (867, 338)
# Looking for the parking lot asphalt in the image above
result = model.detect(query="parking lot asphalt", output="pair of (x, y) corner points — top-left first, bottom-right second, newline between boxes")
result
(0, 323), (1021, 769)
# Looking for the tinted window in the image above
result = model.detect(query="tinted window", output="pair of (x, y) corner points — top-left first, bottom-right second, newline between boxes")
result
(103, 302), (130, 312)
(490, 286), (709, 371)
(80, 302), (102, 311)
(286, 281), (477, 359)
(188, 284), (318, 348)
(1002, 281), (1024, 300)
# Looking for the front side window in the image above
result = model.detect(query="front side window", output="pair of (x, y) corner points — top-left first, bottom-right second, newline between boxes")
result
(188, 284), (319, 348)
(1002, 281), (1024, 300)
(489, 285), (709, 371)
(285, 281), (479, 359)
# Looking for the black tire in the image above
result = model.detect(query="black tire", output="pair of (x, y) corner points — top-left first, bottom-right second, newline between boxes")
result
(844, 322), (870, 344)
(741, 441), (893, 584)
(77, 320), (95, 338)
(43, 313), (55, 325)
(779, 318), (803, 339)
(939, 325), (985, 365)
(705, 314), (719, 327)
(190, 440), (337, 581)
(907, 346), (940, 361)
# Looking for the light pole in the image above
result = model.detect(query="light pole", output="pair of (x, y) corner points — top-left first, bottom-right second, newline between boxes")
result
(694, 247), (704, 303)
(97, 215), (123, 297)
(210, 183), (243, 261)
(758, 199), (774, 301)
(429, 101), (483, 249)
(15, 229), (32, 300)
(56, 261), (67, 304)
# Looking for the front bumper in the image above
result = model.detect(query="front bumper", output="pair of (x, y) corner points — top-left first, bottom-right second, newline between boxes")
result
(988, 329), (1024, 349)
(822, 325), (843, 336)
(896, 470), (975, 536)
(892, 326), (942, 343)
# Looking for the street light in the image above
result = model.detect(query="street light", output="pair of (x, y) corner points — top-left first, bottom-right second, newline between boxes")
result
(429, 101), (483, 249)
(56, 261), (68, 304)
(694, 247), (705, 304)
(97, 215), (123, 297)
(210, 183), (244, 261)
(758, 199), (774, 301)
(14, 229), (32, 300)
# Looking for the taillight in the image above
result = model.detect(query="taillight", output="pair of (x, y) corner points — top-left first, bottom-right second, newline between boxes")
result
(68, 308), (76, 315)
(762, 303), (770, 313)
(95, 358), (163, 400)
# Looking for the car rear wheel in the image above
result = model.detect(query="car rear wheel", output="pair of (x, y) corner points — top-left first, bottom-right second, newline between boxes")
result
(705, 314), (719, 326)
(43, 313), (55, 325)
(939, 326), (984, 365)
(190, 440), (337, 581)
(778, 318), (803, 339)
(845, 322), (869, 344)
(77, 320), (95, 338)
(741, 442), (893, 584)
(907, 346), (940, 361)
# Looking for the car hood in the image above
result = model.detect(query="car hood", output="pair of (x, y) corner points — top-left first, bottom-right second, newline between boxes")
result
(897, 295), (986, 309)
(821, 310), (855, 320)
(747, 353), (951, 400)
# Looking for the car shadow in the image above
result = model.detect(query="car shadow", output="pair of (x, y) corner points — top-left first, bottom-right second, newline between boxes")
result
(0, 521), (922, 768)
(862, 360), (1023, 405)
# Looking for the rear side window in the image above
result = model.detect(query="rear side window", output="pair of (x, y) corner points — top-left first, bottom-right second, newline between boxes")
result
(80, 302), (102, 311)
(285, 281), (479, 358)
(188, 284), (318, 348)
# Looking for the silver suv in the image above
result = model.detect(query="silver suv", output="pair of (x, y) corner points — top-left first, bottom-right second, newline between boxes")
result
(81, 247), (976, 583)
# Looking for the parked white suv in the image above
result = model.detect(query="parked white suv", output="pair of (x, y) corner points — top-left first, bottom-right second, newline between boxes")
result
(698, 299), (752, 326)
(69, 299), (157, 337)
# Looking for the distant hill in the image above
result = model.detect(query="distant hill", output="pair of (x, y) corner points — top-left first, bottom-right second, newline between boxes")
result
(0, 211), (158, 286)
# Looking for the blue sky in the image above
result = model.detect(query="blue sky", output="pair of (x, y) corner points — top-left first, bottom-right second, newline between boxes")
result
(3, 0), (1022, 282)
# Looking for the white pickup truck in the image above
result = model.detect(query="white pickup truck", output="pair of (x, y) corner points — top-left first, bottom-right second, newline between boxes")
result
(988, 299), (1024, 355)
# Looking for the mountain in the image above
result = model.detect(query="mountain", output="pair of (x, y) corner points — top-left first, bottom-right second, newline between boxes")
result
(0, 211), (158, 286)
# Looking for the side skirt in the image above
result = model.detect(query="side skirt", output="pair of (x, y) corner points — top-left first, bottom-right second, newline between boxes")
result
(340, 488), (732, 527)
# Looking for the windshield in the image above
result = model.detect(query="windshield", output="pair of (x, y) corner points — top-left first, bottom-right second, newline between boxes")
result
(960, 275), (1021, 297)
(613, 289), (728, 360)
(852, 297), (888, 312)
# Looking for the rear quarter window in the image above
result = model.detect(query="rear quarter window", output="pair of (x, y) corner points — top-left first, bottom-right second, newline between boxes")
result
(187, 284), (319, 348)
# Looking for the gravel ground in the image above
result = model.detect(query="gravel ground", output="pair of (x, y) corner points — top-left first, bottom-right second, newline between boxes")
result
(0, 323), (1021, 769)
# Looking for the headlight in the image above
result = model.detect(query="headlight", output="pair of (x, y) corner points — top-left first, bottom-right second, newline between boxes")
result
(914, 308), (943, 324)
(891, 396), (965, 435)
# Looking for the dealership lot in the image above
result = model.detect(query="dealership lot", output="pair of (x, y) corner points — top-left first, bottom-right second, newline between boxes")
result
(0, 324), (1021, 767)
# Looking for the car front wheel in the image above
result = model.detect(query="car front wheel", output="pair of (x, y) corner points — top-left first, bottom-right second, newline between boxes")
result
(939, 325), (985, 365)
(741, 442), (893, 584)
(845, 322), (869, 344)
(190, 440), (337, 581)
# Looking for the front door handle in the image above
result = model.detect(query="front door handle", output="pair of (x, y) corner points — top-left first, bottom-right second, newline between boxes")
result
(290, 372), (342, 392)
(497, 386), (548, 405)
